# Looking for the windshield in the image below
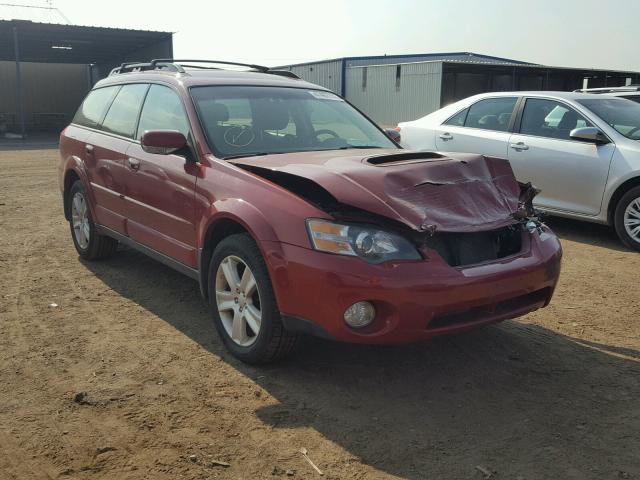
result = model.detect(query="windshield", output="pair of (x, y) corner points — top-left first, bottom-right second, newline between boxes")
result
(577, 98), (640, 140)
(190, 86), (396, 158)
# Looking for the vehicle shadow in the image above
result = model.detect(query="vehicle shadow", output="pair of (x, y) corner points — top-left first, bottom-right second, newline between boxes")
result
(544, 216), (632, 252)
(83, 248), (640, 479)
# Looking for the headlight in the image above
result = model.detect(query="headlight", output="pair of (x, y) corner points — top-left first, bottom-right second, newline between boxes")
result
(306, 219), (421, 264)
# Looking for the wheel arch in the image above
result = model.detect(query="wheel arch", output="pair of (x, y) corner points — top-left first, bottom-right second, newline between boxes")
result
(607, 176), (640, 224)
(198, 205), (281, 301)
(63, 169), (82, 221)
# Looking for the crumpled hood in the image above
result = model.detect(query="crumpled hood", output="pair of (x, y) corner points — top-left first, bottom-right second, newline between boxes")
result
(230, 149), (523, 233)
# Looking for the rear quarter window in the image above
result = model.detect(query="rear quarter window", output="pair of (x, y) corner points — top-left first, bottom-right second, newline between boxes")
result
(443, 108), (468, 126)
(72, 86), (119, 128)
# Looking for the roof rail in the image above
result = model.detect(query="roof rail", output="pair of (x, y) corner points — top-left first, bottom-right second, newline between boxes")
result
(150, 59), (269, 71)
(109, 61), (185, 76)
(573, 86), (640, 93)
(108, 59), (300, 79)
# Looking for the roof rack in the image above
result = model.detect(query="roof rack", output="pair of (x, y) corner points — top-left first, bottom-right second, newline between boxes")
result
(108, 59), (300, 79)
(573, 86), (640, 93)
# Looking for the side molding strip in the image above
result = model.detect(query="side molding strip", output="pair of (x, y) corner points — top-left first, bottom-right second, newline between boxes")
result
(95, 225), (200, 281)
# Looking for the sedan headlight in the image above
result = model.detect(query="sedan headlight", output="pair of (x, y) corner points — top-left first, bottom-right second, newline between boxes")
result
(306, 219), (421, 264)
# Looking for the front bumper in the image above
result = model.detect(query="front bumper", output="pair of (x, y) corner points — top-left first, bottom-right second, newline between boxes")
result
(263, 228), (562, 344)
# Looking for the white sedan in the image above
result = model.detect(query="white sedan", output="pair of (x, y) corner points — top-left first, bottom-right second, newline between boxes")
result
(399, 91), (640, 250)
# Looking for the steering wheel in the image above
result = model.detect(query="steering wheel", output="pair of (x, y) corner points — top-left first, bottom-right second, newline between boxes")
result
(315, 129), (341, 141)
(223, 125), (256, 148)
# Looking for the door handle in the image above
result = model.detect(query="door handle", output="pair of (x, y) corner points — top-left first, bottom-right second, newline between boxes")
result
(510, 142), (529, 151)
(439, 132), (453, 141)
(85, 144), (94, 154)
(128, 157), (140, 170)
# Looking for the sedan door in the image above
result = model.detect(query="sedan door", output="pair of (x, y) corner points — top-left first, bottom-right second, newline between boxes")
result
(124, 84), (199, 268)
(507, 97), (615, 216)
(434, 96), (519, 157)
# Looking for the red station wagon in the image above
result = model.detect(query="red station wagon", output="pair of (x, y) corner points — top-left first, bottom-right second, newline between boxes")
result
(58, 59), (562, 363)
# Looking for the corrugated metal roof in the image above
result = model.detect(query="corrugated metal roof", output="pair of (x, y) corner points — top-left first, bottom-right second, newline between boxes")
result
(0, 19), (172, 64)
(277, 52), (536, 69)
(344, 52), (535, 67)
(345, 58), (640, 76)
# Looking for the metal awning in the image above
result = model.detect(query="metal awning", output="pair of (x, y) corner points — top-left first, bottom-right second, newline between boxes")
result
(1, 19), (172, 139)
(0, 19), (172, 64)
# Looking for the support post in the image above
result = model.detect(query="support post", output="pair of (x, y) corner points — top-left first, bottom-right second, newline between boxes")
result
(86, 64), (93, 90)
(13, 26), (26, 139)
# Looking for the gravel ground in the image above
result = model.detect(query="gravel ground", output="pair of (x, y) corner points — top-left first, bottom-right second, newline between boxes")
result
(0, 149), (638, 480)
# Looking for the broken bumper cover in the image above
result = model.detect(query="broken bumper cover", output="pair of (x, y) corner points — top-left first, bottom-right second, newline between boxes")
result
(264, 229), (562, 344)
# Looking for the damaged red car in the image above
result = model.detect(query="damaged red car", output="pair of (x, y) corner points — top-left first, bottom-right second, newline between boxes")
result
(58, 60), (562, 363)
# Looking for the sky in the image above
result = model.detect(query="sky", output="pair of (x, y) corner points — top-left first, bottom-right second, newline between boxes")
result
(2, 0), (639, 71)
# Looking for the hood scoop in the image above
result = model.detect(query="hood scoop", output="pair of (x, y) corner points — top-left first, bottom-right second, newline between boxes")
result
(364, 151), (445, 166)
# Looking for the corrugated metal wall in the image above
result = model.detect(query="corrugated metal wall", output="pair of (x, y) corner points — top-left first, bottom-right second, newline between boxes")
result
(285, 60), (343, 94)
(0, 61), (89, 132)
(345, 61), (443, 126)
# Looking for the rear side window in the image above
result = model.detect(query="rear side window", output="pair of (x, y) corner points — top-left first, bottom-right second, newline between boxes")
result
(72, 86), (119, 128)
(136, 85), (190, 140)
(100, 84), (149, 138)
(464, 97), (518, 132)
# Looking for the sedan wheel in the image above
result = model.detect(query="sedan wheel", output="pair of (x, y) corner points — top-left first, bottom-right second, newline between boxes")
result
(614, 186), (640, 252)
(215, 255), (262, 347)
(623, 197), (640, 243)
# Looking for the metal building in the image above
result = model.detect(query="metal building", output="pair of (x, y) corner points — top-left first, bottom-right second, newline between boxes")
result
(279, 52), (640, 126)
(0, 19), (173, 140)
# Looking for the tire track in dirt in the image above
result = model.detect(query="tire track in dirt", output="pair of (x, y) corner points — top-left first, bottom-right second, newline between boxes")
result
(2, 149), (640, 480)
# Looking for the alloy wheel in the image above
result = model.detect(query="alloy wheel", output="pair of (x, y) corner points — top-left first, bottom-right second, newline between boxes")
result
(624, 197), (640, 243)
(71, 191), (90, 249)
(215, 255), (262, 347)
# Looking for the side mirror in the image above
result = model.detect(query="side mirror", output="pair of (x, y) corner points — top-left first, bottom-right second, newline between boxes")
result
(569, 127), (610, 145)
(385, 128), (401, 143)
(141, 130), (187, 155)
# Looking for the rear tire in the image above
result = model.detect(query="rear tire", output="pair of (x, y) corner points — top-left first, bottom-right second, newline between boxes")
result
(614, 186), (640, 251)
(208, 233), (298, 364)
(68, 180), (118, 260)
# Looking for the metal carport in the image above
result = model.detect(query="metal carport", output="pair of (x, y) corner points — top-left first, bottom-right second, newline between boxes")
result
(0, 19), (173, 139)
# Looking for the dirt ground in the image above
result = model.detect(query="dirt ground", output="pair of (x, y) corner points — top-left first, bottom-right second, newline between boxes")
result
(0, 149), (638, 480)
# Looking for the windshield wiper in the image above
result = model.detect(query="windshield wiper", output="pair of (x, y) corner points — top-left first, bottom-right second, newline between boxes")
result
(223, 152), (270, 160)
(337, 145), (385, 150)
(223, 146), (384, 160)
(223, 151), (298, 160)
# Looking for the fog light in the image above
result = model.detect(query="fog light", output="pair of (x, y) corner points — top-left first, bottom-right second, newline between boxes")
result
(343, 301), (376, 328)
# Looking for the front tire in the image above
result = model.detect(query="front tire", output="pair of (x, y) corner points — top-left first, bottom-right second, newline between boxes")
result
(208, 234), (298, 363)
(614, 186), (640, 252)
(68, 180), (117, 260)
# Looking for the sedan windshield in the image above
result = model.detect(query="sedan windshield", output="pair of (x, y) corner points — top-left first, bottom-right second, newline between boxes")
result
(577, 98), (640, 140)
(190, 86), (396, 158)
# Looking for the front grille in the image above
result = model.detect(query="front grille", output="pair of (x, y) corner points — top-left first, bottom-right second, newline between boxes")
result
(427, 288), (550, 330)
(424, 226), (523, 267)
